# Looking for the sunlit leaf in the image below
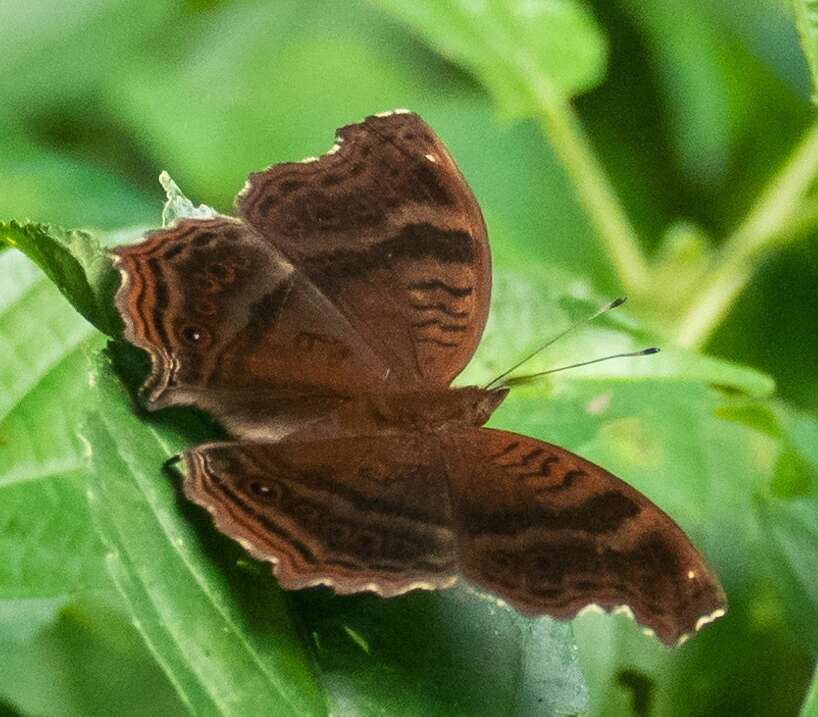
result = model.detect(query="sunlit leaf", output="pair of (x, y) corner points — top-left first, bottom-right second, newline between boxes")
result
(0, 251), (107, 601)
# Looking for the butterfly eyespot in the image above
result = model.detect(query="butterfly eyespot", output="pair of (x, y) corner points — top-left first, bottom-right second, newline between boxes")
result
(180, 325), (211, 347)
(249, 480), (282, 501)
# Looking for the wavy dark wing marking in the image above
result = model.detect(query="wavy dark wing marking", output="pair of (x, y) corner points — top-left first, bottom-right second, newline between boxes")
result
(182, 434), (457, 595)
(113, 218), (391, 438)
(237, 111), (491, 388)
(442, 428), (726, 645)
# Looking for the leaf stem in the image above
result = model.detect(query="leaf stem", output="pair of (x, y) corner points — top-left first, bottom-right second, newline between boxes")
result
(674, 121), (818, 348)
(522, 61), (650, 294)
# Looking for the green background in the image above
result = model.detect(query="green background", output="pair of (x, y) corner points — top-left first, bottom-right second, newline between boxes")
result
(1, 0), (818, 715)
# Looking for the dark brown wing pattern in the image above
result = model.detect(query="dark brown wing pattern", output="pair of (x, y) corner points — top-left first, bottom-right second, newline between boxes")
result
(442, 428), (726, 645)
(113, 217), (391, 438)
(182, 434), (457, 595)
(114, 111), (725, 645)
(237, 111), (491, 388)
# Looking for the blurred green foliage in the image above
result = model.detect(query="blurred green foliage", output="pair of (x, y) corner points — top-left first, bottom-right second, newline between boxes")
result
(1, 0), (818, 715)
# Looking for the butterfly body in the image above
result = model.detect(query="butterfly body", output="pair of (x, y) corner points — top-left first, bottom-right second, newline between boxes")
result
(113, 111), (726, 645)
(355, 386), (508, 434)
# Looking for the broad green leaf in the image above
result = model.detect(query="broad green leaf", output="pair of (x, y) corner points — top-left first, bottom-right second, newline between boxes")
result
(794, 0), (818, 104)
(371, 0), (608, 116)
(0, 251), (107, 601)
(0, 221), (120, 337)
(5, 218), (804, 716)
(83, 352), (326, 717)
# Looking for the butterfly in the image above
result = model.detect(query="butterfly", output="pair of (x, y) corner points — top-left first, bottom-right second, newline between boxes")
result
(113, 110), (725, 645)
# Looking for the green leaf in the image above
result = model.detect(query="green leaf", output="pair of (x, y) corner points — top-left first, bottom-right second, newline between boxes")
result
(0, 251), (107, 601)
(83, 352), (327, 717)
(371, 0), (607, 116)
(0, 221), (121, 337)
(296, 587), (587, 716)
(794, 0), (818, 104)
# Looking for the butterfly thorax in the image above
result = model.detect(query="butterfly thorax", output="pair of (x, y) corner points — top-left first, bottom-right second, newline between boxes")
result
(361, 386), (509, 432)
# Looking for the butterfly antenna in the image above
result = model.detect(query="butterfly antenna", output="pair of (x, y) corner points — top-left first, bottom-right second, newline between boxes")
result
(501, 347), (659, 387)
(484, 297), (627, 389)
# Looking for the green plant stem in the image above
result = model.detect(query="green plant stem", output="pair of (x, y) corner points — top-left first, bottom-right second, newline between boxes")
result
(520, 59), (649, 294)
(675, 121), (818, 348)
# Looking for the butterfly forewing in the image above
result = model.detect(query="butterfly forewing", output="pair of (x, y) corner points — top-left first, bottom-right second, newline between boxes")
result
(114, 217), (393, 436)
(442, 428), (726, 645)
(182, 435), (458, 595)
(237, 112), (491, 388)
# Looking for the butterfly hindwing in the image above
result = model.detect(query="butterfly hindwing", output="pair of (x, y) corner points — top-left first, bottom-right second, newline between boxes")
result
(442, 428), (726, 645)
(182, 434), (458, 595)
(237, 112), (491, 388)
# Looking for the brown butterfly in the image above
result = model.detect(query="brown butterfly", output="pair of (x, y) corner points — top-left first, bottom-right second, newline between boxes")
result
(113, 110), (725, 645)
